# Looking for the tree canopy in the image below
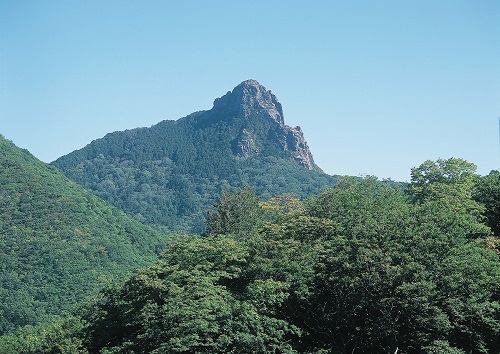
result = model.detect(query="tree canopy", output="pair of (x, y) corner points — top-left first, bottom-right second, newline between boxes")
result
(0, 136), (169, 334)
(1, 158), (499, 353)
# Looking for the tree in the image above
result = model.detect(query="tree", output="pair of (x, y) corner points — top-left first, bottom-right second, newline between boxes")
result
(206, 186), (265, 239)
(270, 172), (499, 353)
(80, 235), (299, 353)
(306, 175), (411, 242)
(438, 241), (500, 352)
(0, 316), (88, 354)
(408, 158), (490, 241)
(474, 170), (500, 237)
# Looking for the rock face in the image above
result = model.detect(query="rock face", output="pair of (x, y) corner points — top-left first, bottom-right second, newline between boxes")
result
(213, 79), (285, 125)
(214, 80), (317, 170)
(235, 128), (259, 158)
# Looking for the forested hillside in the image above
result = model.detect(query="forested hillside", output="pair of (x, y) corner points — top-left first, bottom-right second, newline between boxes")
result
(3, 158), (498, 353)
(3, 81), (499, 352)
(53, 80), (336, 234)
(0, 136), (169, 334)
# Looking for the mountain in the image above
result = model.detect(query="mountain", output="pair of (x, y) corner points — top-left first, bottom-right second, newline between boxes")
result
(53, 80), (337, 233)
(0, 136), (168, 334)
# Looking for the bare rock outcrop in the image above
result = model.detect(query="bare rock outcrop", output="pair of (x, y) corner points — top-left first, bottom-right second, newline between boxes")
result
(214, 80), (317, 170)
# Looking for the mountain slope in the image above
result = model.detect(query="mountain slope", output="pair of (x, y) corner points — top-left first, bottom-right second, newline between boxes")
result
(0, 136), (168, 334)
(53, 80), (337, 233)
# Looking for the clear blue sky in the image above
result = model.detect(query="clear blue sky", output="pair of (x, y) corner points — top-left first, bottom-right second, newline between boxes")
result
(1, 1), (499, 181)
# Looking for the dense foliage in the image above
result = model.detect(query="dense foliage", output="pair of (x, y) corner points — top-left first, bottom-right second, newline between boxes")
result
(4, 158), (498, 353)
(474, 170), (500, 236)
(52, 110), (336, 235)
(0, 136), (169, 334)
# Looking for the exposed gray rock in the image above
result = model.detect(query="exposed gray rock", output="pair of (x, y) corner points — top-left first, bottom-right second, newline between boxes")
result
(213, 80), (317, 170)
(213, 79), (284, 125)
(234, 128), (259, 158)
(286, 126), (314, 170)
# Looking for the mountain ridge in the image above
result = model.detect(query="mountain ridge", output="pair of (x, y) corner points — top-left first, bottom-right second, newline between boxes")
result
(209, 80), (317, 170)
(53, 80), (336, 233)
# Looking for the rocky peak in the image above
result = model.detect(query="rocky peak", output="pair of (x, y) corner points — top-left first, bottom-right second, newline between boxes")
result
(213, 80), (284, 125)
(213, 80), (318, 171)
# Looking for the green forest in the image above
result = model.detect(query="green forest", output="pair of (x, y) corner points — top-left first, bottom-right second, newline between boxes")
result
(0, 136), (169, 334)
(1, 156), (498, 353)
(52, 105), (336, 235)
(1, 81), (499, 353)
